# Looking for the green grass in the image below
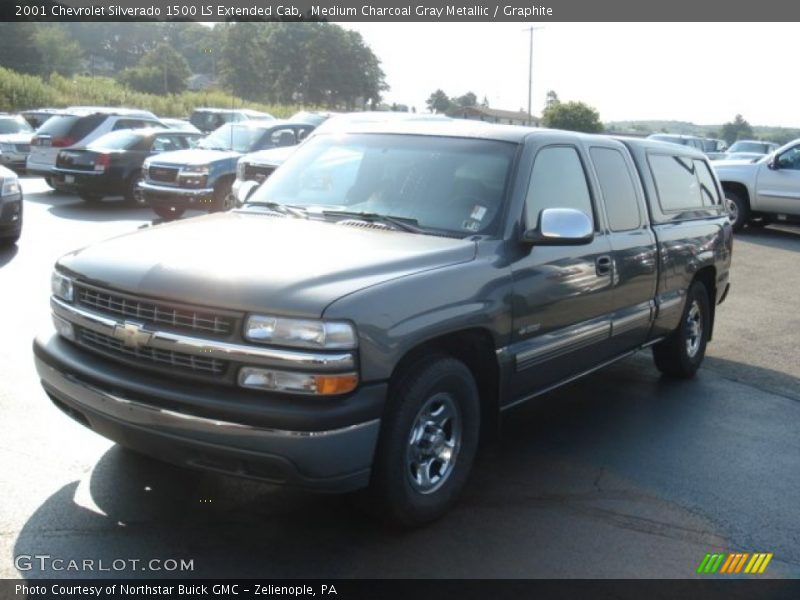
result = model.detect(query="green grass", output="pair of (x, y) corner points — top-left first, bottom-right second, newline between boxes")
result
(0, 67), (302, 118)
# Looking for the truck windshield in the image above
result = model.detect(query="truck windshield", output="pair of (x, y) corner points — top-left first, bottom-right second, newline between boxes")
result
(245, 133), (517, 236)
(198, 124), (265, 153)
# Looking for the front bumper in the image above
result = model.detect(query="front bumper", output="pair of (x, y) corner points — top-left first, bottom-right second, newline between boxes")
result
(140, 181), (215, 209)
(34, 332), (385, 492)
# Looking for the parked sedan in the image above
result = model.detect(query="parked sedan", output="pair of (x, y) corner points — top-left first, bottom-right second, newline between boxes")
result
(0, 165), (22, 247)
(0, 114), (35, 172)
(52, 128), (202, 204)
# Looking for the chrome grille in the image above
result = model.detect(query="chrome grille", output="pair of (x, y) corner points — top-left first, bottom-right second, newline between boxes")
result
(15, 144), (30, 153)
(77, 328), (227, 376)
(148, 166), (179, 183)
(76, 286), (235, 337)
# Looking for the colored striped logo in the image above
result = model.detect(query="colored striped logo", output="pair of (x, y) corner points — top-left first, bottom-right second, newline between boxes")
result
(697, 552), (773, 574)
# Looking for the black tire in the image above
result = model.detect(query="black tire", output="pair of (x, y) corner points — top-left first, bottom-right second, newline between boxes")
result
(78, 191), (103, 203)
(153, 205), (185, 221)
(125, 171), (145, 206)
(724, 189), (749, 233)
(44, 177), (53, 189)
(210, 179), (235, 212)
(653, 282), (711, 379)
(369, 355), (481, 527)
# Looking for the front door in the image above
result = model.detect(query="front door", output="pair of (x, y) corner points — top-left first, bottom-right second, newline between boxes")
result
(508, 144), (615, 403)
(756, 143), (800, 215)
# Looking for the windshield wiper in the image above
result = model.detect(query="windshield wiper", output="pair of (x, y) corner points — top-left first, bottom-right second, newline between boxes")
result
(321, 210), (426, 234)
(244, 201), (307, 218)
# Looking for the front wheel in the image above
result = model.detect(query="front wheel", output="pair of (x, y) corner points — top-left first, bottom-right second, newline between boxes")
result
(724, 189), (749, 233)
(652, 281), (711, 378)
(152, 205), (185, 221)
(210, 180), (235, 212)
(369, 355), (480, 527)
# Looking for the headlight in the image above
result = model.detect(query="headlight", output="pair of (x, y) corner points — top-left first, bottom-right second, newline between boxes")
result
(238, 367), (358, 396)
(1, 177), (20, 196)
(244, 315), (357, 349)
(180, 164), (210, 175)
(51, 271), (74, 302)
(142, 159), (151, 170)
(236, 160), (246, 180)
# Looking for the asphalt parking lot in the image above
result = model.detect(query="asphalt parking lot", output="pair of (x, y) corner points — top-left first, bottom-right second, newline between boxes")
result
(1, 178), (799, 579)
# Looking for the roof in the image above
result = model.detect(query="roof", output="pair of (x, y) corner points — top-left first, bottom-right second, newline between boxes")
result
(615, 136), (708, 158)
(452, 105), (537, 122)
(224, 119), (314, 130)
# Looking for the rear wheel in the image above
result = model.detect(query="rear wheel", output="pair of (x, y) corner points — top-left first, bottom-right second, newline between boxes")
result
(0, 231), (20, 248)
(125, 172), (145, 206)
(369, 355), (480, 527)
(153, 205), (185, 221)
(724, 189), (749, 232)
(652, 281), (711, 378)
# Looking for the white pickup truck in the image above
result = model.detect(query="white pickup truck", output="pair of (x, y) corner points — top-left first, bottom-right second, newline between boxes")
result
(714, 138), (800, 231)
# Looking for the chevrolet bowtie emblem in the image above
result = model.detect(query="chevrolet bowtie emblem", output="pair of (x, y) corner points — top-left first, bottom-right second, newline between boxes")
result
(112, 322), (153, 349)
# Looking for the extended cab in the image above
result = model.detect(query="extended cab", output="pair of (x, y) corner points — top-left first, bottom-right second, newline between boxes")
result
(714, 137), (800, 231)
(34, 123), (732, 526)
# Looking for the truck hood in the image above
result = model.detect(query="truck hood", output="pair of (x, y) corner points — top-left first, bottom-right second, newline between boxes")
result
(149, 148), (240, 167)
(57, 212), (477, 318)
(241, 145), (296, 167)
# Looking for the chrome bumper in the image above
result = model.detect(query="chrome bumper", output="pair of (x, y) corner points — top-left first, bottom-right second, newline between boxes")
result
(34, 335), (381, 491)
(140, 181), (213, 197)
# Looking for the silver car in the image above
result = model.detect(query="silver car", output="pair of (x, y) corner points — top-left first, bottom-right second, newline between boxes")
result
(0, 115), (34, 172)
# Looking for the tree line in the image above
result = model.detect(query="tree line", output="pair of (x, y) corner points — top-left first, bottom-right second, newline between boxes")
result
(0, 22), (387, 110)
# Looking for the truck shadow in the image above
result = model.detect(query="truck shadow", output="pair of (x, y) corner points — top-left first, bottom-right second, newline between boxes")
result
(737, 225), (800, 252)
(12, 354), (800, 578)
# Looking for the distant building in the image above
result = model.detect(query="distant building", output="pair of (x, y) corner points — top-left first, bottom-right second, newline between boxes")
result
(450, 105), (538, 126)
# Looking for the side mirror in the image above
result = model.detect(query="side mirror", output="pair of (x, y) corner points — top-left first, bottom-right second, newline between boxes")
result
(235, 180), (260, 207)
(767, 156), (779, 170)
(522, 208), (594, 245)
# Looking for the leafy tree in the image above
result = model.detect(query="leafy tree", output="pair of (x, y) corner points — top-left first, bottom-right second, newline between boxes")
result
(720, 114), (754, 145)
(545, 90), (559, 107)
(453, 91), (477, 109)
(33, 26), (83, 79)
(118, 43), (191, 94)
(541, 100), (603, 133)
(426, 89), (451, 113)
(0, 23), (43, 75)
(481, 95), (489, 107)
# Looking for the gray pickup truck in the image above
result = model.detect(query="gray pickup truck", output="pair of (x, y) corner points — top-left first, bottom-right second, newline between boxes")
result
(34, 122), (732, 526)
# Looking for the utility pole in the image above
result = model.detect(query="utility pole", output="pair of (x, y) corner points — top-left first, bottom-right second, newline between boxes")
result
(523, 26), (544, 126)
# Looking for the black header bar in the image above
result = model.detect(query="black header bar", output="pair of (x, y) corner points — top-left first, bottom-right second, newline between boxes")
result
(2, 0), (800, 22)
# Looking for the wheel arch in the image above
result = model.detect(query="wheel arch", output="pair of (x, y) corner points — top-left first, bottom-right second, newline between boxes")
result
(387, 328), (501, 441)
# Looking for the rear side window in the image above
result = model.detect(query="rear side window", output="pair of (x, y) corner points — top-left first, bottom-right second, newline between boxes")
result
(694, 159), (720, 205)
(648, 154), (703, 211)
(37, 115), (81, 137)
(525, 146), (594, 228)
(590, 147), (641, 231)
